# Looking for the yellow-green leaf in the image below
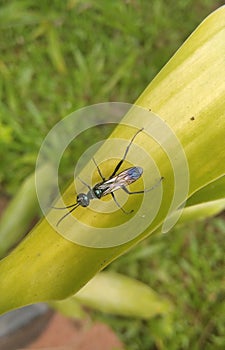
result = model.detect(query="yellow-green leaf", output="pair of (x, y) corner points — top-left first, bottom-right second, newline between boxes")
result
(73, 272), (172, 319)
(0, 7), (224, 315)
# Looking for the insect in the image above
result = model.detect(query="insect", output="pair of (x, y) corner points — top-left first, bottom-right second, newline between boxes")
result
(53, 128), (163, 226)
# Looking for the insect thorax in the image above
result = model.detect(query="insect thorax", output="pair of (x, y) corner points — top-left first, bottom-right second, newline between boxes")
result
(92, 185), (104, 199)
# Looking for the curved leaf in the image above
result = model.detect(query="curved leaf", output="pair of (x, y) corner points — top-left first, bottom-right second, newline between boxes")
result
(0, 7), (224, 315)
(74, 272), (172, 319)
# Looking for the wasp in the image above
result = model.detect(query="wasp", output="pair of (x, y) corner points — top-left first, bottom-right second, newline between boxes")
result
(53, 128), (163, 226)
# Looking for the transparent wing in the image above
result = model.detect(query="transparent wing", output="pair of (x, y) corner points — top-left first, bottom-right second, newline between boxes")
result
(98, 167), (142, 196)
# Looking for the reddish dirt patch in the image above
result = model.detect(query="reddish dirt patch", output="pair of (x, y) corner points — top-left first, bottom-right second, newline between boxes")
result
(27, 312), (123, 350)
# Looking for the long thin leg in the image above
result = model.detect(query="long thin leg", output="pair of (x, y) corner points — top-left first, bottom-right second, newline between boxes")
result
(77, 176), (92, 191)
(121, 177), (164, 195)
(121, 186), (146, 195)
(53, 176), (92, 210)
(92, 157), (105, 181)
(110, 192), (133, 214)
(52, 203), (78, 209)
(109, 128), (144, 179)
(56, 203), (80, 226)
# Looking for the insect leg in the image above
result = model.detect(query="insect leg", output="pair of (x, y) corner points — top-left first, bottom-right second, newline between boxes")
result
(92, 157), (105, 181)
(56, 203), (80, 226)
(121, 177), (164, 195)
(110, 192), (133, 214)
(109, 128), (144, 179)
(77, 176), (92, 191)
(52, 203), (78, 209)
(121, 186), (145, 195)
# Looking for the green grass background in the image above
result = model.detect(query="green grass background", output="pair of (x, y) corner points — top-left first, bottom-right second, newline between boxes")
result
(0, 0), (224, 349)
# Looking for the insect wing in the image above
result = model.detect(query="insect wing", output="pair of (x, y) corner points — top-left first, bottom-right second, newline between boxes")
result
(98, 167), (143, 196)
(115, 167), (143, 185)
(96, 177), (124, 195)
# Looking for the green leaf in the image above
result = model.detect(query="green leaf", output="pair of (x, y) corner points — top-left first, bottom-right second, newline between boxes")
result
(186, 175), (225, 205)
(73, 272), (172, 319)
(0, 164), (54, 258)
(0, 7), (224, 315)
(176, 199), (225, 226)
(49, 298), (86, 320)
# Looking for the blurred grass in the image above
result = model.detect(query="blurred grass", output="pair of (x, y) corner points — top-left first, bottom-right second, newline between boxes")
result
(0, 0), (224, 349)
(0, 0), (221, 193)
(101, 217), (225, 349)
